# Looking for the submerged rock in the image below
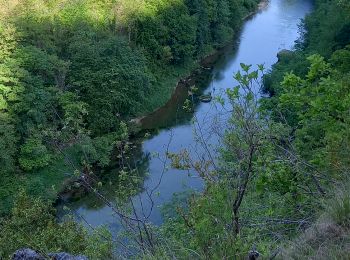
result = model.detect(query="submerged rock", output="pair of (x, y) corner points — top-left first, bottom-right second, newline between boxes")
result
(12, 249), (88, 260)
(199, 93), (213, 103)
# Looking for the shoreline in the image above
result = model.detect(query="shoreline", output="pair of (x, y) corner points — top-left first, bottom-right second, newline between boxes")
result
(131, 0), (270, 128)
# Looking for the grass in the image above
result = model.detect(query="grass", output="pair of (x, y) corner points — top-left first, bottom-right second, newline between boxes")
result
(278, 184), (350, 259)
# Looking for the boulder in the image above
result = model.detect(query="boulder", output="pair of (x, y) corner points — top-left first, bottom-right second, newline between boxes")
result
(277, 49), (293, 62)
(12, 249), (44, 260)
(12, 249), (88, 260)
(48, 252), (88, 260)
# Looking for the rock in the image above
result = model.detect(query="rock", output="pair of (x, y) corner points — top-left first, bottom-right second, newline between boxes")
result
(129, 118), (143, 130)
(12, 249), (88, 260)
(198, 93), (213, 103)
(277, 49), (293, 62)
(248, 250), (260, 260)
(48, 252), (88, 260)
(12, 249), (45, 260)
(248, 245), (260, 260)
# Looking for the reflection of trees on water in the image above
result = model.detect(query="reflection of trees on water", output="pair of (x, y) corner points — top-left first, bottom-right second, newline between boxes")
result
(60, 43), (243, 214)
(142, 42), (242, 131)
(142, 68), (215, 130)
(65, 141), (151, 211)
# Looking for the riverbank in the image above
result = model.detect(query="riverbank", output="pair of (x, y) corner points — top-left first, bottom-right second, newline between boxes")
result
(0, 0), (268, 216)
(1, 0), (269, 215)
(132, 0), (270, 130)
(56, 1), (270, 205)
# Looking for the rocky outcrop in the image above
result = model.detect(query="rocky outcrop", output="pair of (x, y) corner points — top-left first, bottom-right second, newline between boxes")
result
(12, 249), (40, 260)
(12, 249), (88, 260)
(277, 49), (293, 62)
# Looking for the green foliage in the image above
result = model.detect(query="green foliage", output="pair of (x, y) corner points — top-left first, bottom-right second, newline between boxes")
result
(263, 0), (350, 100)
(0, 191), (112, 259)
(0, 0), (260, 215)
(159, 1), (350, 258)
(280, 184), (350, 259)
(263, 0), (350, 173)
(0, 0), (263, 257)
(162, 64), (305, 258)
(68, 32), (152, 135)
(304, 0), (350, 57)
(329, 190), (350, 227)
(256, 0), (350, 258)
(277, 55), (350, 164)
(58, 91), (88, 135)
(0, 114), (18, 174)
(19, 138), (51, 171)
(330, 45), (350, 73)
(2, 0), (350, 258)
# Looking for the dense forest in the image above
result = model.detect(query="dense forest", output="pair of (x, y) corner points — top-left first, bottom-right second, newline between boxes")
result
(1, 0), (350, 259)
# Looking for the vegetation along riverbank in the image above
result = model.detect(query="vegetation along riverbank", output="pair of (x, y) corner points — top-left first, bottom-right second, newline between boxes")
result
(1, 0), (350, 259)
(0, 0), (261, 215)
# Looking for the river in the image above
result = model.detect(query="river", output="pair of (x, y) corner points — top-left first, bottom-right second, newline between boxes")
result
(59, 0), (313, 238)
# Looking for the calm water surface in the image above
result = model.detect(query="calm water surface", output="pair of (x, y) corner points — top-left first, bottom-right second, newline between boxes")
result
(60, 0), (313, 234)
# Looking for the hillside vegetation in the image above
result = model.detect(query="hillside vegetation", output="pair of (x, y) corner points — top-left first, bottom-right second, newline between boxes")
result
(1, 0), (350, 259)
(279, 186), (350, 259)
(0, 0), (259, 214)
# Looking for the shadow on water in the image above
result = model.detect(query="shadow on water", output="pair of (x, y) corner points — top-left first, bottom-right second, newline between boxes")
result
(140, 39), (241, 130)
